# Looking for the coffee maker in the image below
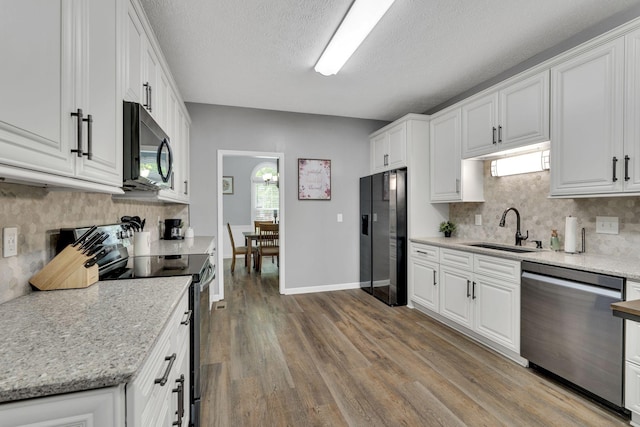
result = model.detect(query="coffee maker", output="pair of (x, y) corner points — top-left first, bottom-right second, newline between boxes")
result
(163, 218), (183, 240)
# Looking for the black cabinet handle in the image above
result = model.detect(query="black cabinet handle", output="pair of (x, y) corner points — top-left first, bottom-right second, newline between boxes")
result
(492, 127), (497, 144)
(83, 114), (93, 160)
(498, 125), (502, 143)
(184, 180), (188, 195)
(172, 374), (185, 426)
(143, 82), (151, 111)
(154, 353), (176, 386)
(466, 280), (471, 297)
(625, 155), (630, 182)
(613, 157), (618, 182)
(472, 281), (476, 299)
(433, 270), (437, 286)
(180, 310), (192, 325)
(148, 84), (152, 112)
(70, 109), (84, 157)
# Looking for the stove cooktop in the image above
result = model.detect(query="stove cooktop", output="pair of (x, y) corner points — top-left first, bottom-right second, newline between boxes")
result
(100, 254), (210, 281)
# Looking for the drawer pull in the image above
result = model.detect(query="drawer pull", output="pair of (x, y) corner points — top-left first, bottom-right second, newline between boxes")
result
(172, 374), (185, 426)
(155, 353), (176, 386)
(181, 310), (192, 326)
(416, 250), (428, 255)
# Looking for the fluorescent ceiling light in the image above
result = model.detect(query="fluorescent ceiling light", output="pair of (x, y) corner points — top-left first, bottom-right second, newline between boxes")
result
(314, 0), (395, 76)
(491, 150), (550, 177)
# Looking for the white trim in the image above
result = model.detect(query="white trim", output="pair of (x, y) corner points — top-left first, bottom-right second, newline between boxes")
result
(218, 149), (285, 299)
(282, 282), (361, 295)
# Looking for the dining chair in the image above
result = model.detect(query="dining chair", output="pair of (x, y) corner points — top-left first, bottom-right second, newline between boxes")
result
(227, 223), (256, 273)
(254, 220), (273, 232)
(257, 223), (279, 273)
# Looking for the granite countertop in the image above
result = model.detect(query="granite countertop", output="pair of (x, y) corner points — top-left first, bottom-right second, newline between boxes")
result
(410, 237), (640, 281)
(0, 276), (191, 403)
(149, 236), (215, 256)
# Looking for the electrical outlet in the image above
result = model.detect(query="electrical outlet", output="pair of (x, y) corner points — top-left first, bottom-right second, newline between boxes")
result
(3, 227), (17, 257)
(596, 216), (619, 235)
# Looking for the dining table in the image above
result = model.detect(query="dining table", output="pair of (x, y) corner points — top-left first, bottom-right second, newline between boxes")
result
(242, 231), (260, 271)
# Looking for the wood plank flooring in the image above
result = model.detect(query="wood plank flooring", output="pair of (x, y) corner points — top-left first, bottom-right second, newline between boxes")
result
(201, 259), (628, 426)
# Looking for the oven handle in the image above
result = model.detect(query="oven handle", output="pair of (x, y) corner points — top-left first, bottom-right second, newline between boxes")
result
(522, 271), (621, 299)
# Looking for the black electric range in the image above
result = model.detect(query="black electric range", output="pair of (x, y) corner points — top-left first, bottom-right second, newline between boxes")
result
(100, 253), (210, 281)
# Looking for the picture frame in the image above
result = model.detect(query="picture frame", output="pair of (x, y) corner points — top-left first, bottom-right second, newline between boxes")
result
(298, 159), (331, 200)
(222, 176), (234, 195)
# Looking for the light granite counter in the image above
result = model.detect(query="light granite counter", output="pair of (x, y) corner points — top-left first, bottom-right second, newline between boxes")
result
(0, 276), (191, 403)
(411, 237), (640, 281)
(149, 236), (215, 256)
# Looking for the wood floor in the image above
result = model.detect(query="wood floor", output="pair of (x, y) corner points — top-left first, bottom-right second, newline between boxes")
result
(201, 259), (628, 426)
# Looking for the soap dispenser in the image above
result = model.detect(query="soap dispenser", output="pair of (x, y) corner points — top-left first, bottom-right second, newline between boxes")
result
(550, 229), (561, 251)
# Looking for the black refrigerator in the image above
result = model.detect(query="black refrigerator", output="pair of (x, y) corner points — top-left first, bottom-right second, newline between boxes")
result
(360, 168), (407, 306)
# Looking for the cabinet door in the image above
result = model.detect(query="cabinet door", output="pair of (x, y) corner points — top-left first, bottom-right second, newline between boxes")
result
(181, 113), (191, 200)
(626, 281), (640, 364)
(371, 132), (388, 173)
(626, 361), (640, 414)
(461, 92), (499, 158)
(625, 29), (640, 192)
(75, 0), (122, 186)
(550, 37), (624, 196)
(143, 40), (159, 117)
(410, 258), (439, 312)
(430, 108), (462, 202)
(124, 1), (144, 103)
(0, 0), (75, 177)
(473, 274), (519, 352)
(0, 386), (124, 427)
(439, 265), (473, 329)
(387, 122), (407, 169)
(499, 71), (550, 149)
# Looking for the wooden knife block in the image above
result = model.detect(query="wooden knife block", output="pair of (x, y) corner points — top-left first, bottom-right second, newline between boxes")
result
(30, 245), (99, 291)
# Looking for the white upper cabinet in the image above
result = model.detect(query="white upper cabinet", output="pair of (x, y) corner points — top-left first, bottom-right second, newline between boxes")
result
(550, 37), (625, 196)
(462, 71), (550, 159)
(370, 121), (407, 173)
(0, 0), (122, 192)
(124, 0), (144, 104)
(430, 107), (484, 203)
(625, 28), (640, 193)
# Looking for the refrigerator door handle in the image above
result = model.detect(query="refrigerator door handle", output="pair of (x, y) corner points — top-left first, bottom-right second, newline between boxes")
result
(361, 214), (369, 235)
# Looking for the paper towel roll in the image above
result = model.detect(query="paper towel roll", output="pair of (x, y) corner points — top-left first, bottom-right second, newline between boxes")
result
(134, 231), (151, 256)
(564, 217), (578, 253)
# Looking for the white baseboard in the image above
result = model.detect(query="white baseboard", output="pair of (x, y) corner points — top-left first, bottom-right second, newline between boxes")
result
(282, 282), (361, 295)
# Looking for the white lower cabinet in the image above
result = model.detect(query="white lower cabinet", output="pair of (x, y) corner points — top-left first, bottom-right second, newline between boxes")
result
(409, 243), (439, 312)
(127, 291), (190, 427)
(625, 280), (640, 419)
(0, 386), (124, 427)
(409, 243), (521, 358)
(0, 290), (190, 427)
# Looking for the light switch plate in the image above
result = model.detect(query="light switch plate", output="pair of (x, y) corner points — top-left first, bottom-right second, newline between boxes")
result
(3, 227), (17, 257)
(596, 216), (619, 235)
(337, 213), (343, 222)
(475, 214), (482, 226)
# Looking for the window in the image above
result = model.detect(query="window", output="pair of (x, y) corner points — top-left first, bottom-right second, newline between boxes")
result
(251, 163), (279, 222)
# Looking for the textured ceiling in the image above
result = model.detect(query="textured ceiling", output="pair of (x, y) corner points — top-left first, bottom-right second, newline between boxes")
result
(140, 0), (640, 121)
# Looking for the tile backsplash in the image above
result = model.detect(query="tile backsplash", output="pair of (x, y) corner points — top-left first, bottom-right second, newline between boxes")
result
(450, 162), (640, 258)
(0, 183), (188, 304)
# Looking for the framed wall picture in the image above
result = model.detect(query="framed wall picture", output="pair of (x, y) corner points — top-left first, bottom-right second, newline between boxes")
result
(222, 176), (234, 194)
(298, 159), (331, 200)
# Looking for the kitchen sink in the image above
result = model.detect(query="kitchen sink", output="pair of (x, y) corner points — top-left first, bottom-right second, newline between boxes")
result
(465, 243), (537, 253)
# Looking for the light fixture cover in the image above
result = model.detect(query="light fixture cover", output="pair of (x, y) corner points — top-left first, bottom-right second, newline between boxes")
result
(315, 0), (396, 76)
(491, 150), (550, 177)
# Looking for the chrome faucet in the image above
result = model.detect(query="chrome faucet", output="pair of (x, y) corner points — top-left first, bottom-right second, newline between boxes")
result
(499, 207), (529, 246)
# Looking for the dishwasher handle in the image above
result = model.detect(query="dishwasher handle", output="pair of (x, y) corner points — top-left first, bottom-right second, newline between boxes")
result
(522, 271), (622, 299)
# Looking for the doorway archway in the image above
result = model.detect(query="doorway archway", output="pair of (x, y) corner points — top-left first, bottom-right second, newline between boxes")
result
(216, 150), (285, 301)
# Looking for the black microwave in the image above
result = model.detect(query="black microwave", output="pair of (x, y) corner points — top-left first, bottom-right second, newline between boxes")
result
(123, 101), (173, 191)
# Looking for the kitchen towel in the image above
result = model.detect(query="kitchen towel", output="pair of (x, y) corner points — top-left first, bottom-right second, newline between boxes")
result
(134, 231), (151, 256)
(564, 216), (578, 253)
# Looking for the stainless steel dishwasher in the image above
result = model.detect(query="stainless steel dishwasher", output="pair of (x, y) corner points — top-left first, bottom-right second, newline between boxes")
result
(521, 261), (625, 410)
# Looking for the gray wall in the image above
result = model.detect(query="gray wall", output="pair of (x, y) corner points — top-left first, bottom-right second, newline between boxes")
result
(222, 156), (274, 225)
(187, 103), (387, 289)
